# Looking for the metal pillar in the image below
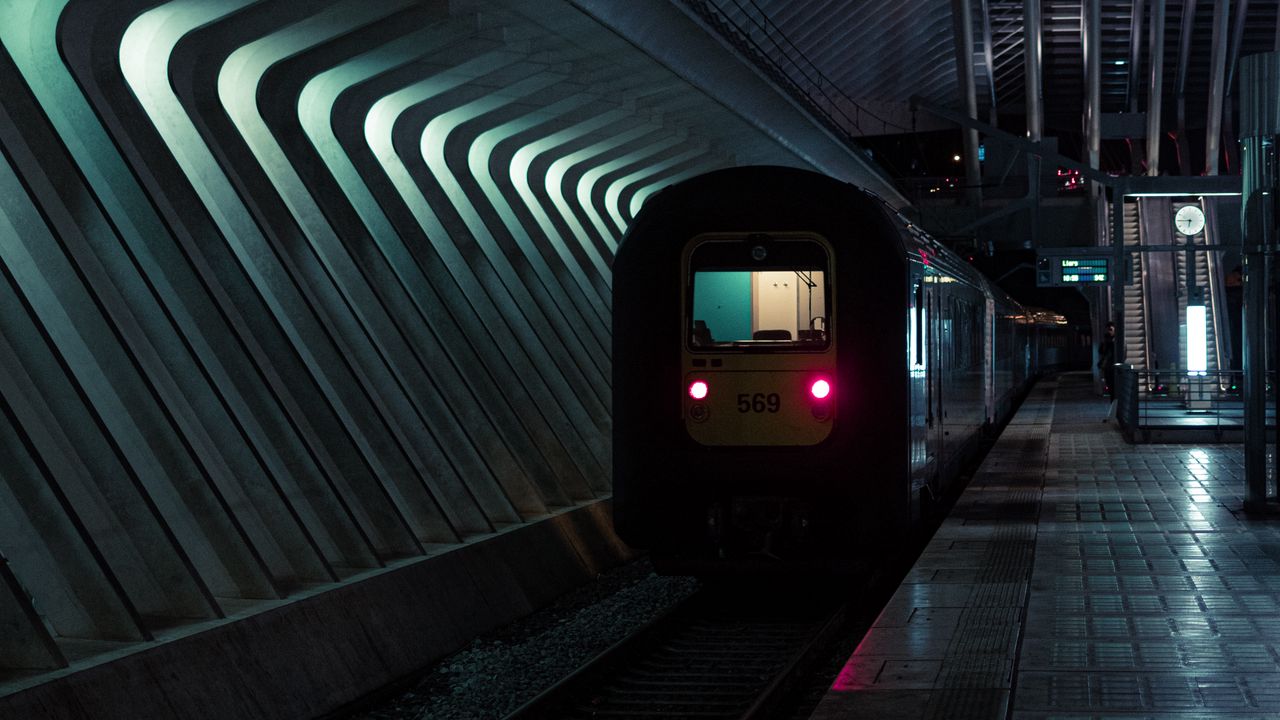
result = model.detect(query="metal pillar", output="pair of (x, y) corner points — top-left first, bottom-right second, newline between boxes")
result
(953, 0), (983, 206)
(1024, 0), (1043, 141)
(1024, 0), (1043, 247)
(1146, 0), (1166, 175)
(1239, 52), (1280, 510)
(1126, 0), (1143, 114)
(1223, 0), (1251, 173)
(980, 0), (998, 126)
(1083, 0), (1102, 178)
(1174, 0), (1197, 173)
(1205, 0), (1230, 175)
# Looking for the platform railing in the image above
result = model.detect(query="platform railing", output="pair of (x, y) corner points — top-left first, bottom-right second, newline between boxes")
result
(1115, 365), (1276, 442)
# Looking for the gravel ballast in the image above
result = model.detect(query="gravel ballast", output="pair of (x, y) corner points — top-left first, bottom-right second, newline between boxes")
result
(349, 558), (698, 720)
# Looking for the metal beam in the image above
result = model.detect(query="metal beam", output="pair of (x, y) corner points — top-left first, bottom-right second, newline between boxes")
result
(980, 0), (998, 125)
(1083, 0), (1102, 177)
(1127, 0), (1144, 114)
(912, 95), (1115, 185)
(1146, 0), (1166, 175)
(1023, 0), (1043, 140)
(1174, 0), (1197, 173)
(952, 0), (983, 205)
(1205, 0), (1230, 175)
(1223, 0), (1251, 173)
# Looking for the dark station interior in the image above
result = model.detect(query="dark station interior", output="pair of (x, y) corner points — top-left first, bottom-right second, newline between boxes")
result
(3, 1), (1280, 719)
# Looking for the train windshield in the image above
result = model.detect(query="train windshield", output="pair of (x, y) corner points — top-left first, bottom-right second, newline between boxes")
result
(687, 237), (830, 350)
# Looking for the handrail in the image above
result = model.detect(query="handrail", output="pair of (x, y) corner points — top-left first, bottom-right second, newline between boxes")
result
(1201, 199), (1229, 375)
(1117, 367), (1276, 442)
(1131, 199), (1155, 383)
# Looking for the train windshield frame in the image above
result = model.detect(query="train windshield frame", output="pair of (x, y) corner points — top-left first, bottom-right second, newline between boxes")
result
(685, 234), (832, 352)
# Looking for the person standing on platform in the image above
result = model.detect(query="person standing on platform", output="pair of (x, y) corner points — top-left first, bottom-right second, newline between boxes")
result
(1098, 321), (1116, 396)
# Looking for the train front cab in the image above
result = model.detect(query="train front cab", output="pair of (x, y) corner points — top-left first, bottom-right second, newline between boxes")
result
(613, 168), (912, 575)
(675, 232), (843, 570)
(682, 233), (836, 448)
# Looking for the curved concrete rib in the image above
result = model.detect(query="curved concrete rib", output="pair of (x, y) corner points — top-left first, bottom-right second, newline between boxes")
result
(302, 31), (603, 501)
(121, 1), (462, 546)
(361, 49), (612, 469)
(466, 89), (616, 360)
(66, 1), (409, 570)
(0, 0), (248, 623)
(480, 92), (614, 338)
(420, 71), (618, 394)
(507, 103), (627, 311)
(216, 2), (540, 526)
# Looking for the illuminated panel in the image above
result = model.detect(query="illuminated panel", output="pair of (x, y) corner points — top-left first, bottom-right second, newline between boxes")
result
(1057, 257), (1109, 284)
(1187, 303), (1208, 375)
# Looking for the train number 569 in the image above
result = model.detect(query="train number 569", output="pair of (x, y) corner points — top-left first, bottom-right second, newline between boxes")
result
(737, 393), (780, 413)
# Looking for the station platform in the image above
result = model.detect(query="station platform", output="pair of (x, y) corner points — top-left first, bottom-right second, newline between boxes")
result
(812, 372), (1280, 719)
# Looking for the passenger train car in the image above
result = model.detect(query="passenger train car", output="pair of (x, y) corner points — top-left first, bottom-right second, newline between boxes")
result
(612, 166), (1068, 573)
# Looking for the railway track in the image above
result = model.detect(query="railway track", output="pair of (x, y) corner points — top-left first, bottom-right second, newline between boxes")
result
(504, 584), (846, 720)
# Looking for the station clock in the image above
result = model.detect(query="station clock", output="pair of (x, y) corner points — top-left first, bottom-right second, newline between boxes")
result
(1174, 204), (1206, 236)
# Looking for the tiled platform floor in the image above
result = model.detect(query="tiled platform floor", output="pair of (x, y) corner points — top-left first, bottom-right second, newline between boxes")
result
(812, 372), (1280, 719)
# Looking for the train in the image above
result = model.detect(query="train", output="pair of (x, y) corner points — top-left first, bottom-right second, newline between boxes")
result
(611, 166), (1076, 574)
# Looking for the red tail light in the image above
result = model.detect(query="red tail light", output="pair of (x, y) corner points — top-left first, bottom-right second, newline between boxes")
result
(689, 380), (709, 400)
(810, 379), (831, 400)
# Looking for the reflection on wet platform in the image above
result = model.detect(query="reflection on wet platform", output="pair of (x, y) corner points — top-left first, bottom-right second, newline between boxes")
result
(812, 372), (1280, 719)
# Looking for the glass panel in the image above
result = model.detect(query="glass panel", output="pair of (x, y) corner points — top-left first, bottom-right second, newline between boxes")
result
(688, 237), (830, 350)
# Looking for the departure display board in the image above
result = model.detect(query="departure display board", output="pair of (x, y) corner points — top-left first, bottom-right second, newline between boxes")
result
(1037, 252), (1116, 287)
(1058, 257), (1108, 283)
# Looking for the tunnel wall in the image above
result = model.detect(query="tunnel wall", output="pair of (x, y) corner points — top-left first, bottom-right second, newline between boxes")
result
(0, 0), (850, 714)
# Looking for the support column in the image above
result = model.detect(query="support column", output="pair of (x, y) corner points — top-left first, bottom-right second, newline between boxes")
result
(1024, 0), (1043, 141)
(1146, 0), (1166, 175)
(1205, 0), (1230, 175)
(1239, 52), (1280, 510)
(953, 0), (982, 206)
(1024, 0), (1042, 247)
(1174, 0), (1197, 173)
(1083, 0), (1102, 183)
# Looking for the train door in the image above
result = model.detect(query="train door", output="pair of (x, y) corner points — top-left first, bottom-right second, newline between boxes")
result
(925, 273), (945, 489)
(984, 295), (995, 424)
(910, 272), (929, 516)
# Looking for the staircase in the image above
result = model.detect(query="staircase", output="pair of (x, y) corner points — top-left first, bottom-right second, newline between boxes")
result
(1121, 200), (1148, 370)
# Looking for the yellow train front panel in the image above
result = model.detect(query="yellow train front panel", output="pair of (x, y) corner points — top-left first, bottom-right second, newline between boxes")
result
(683, 367), (834, 446)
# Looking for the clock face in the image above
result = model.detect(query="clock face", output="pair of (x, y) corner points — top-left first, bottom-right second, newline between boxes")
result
(1175, 204), (1206, 236)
